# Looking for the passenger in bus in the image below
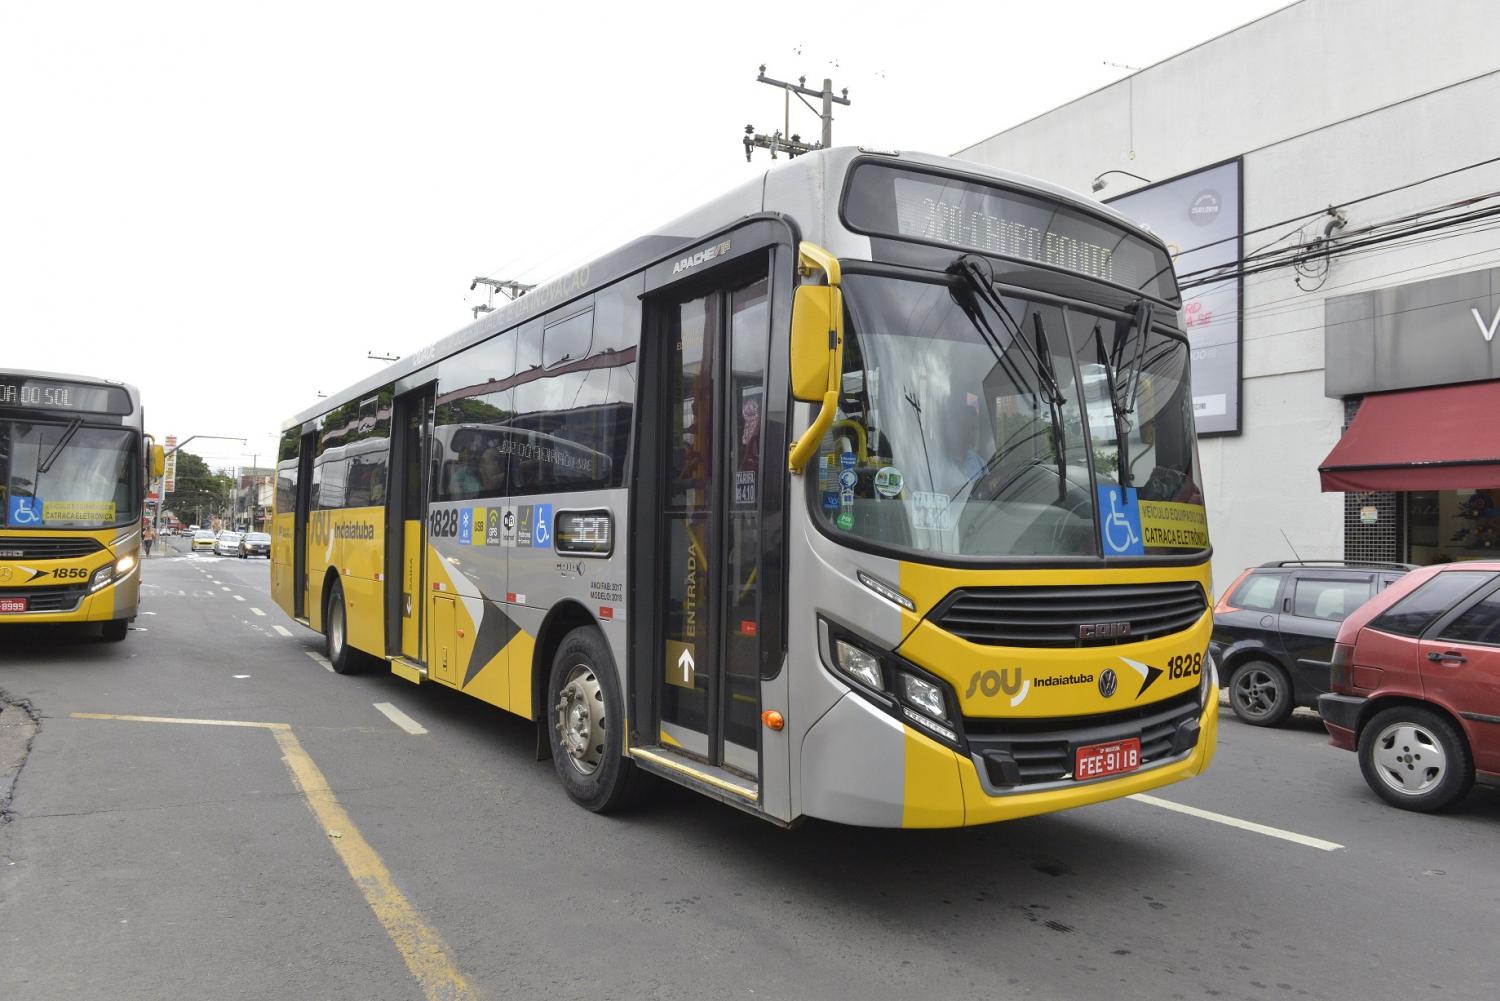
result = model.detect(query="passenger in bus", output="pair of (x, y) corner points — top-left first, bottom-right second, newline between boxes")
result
(479, 440), (506, 494)
(448, 444), (483, 498)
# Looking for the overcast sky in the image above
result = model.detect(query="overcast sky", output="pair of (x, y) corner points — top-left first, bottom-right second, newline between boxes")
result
(0, 0), (1292, 472)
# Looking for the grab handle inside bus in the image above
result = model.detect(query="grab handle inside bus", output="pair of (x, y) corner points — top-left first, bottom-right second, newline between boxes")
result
(788, 242), (844, 474)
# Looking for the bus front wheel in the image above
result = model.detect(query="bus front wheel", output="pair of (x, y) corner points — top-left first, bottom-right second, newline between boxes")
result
(100, 619), (128, 642)
(547, 626), (648, 813)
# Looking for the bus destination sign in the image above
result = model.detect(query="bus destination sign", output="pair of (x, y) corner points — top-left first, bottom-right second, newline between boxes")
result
(842, 162), (1178, 301)
(0, 377), (131, 415)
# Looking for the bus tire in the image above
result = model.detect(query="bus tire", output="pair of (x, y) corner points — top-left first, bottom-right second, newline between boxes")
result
(547, 626), (647, 813)
(100, 619), (129, 642)
(324, 580), (364, 675)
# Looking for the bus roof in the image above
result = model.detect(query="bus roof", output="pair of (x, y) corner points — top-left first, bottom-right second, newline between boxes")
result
(284, 147), (1169, 434)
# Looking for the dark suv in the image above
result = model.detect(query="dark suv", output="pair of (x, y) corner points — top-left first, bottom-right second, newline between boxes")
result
(1210, 561), (1413, 726)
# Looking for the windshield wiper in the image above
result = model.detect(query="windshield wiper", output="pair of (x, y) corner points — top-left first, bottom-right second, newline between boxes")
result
(1095, 324), (1133, 487)
(1110, 298), (1154, 416)
(38, 419), (82, 475)
(947, 254), (1070, 503)
(949, 254), (1062, 405)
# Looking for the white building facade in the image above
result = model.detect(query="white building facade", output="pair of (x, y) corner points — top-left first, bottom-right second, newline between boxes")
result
(956, 0), (1500, 589)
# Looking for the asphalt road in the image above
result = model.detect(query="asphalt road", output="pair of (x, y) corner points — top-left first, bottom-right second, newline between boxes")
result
(2, 540), (1498, 1000)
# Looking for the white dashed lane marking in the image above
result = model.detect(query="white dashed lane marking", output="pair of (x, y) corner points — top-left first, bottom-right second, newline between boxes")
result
(234, 594), (245, 601)
(306, 650), (334, 672)
(273, 625), (293, 638)
(221, 586), (231, 592)
(251, 608), (266, 617)
(373, 703), (428, 735)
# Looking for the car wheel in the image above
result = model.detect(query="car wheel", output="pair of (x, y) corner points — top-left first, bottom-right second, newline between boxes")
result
(1358, 705), (1473, 812)
(1228, 659), (1295, 726)
(100, 618), (129, 642)
(546, 626), (649, 813)
(324, 580), (363, 675)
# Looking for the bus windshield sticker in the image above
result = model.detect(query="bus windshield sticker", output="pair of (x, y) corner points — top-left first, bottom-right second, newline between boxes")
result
(874, 466), (903, 498)
(42, 500), (115, 522)
(909, 491), (957, 532)
(1138, 500), (1209, 550)
(8, 496), (44, 526)
(1097, 485), (1145, 557)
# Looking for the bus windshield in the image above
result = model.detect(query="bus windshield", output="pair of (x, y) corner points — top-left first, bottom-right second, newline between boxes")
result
(814, 271), (1203, 559)
(0, 421), (140, 529)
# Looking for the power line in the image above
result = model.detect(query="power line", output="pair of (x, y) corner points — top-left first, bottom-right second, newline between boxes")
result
(1163, 153), (1500, 262)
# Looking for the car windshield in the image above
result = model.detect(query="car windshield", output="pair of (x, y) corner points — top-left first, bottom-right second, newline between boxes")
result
(194, 531), (214, 539)
(0, 421), (140, 528)
(812, 271), (1206, 559)
(245, 533), (270, 542)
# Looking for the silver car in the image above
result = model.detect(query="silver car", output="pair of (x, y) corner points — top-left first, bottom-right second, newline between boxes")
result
(213, 531), (242, 556)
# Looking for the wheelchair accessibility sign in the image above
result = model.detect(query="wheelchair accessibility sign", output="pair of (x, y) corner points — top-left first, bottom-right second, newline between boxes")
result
(8, 496), (43, 526)
(1097, 485), (1144, 556)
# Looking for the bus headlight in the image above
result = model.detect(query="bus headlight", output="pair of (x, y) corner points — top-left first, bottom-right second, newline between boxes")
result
(1201, 649), (1217, 707)
(832, 639), (885, 691)
(823, 621), (964, 749)
(90, 555), (138, 593)
(899, 674), (950, 724)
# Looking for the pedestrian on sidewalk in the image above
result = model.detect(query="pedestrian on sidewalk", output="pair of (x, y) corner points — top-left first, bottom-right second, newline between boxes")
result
(142, 522), (155, 558)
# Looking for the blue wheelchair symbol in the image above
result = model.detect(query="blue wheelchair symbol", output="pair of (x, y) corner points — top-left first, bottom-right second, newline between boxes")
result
(1097, 486), (1144, 556)
(533, 504), (552, 548)
(8, 496), (43, 526)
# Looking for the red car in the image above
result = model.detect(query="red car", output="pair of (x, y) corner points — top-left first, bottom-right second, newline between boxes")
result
(1320, 562), (1500, 812)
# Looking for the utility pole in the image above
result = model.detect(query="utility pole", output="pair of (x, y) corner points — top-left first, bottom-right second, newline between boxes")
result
(743, 65), (850, 161)
(469, 277), (535, 319)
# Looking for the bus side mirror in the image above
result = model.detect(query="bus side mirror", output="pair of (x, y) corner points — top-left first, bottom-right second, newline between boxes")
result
(790, 284), (840, 402)
(150, 444), (166, 479)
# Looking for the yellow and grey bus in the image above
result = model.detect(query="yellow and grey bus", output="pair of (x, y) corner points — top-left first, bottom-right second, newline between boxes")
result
(272, 148), (1217, 826)
(0, 369), (164, 641)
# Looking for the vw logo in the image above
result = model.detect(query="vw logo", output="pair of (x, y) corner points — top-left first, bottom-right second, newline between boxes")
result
(1098, 668), (1118, 698)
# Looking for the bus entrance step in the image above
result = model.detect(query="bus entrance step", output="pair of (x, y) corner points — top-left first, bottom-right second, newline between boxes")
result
(389, 658), (426, 684)
(629, 746), (759, 805)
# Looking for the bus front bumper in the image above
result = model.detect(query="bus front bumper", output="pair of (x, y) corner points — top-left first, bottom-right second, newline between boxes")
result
(0, 568), (140, 626)
(799, 687), (1218, 829)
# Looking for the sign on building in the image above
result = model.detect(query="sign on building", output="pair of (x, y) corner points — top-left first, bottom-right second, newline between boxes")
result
(1108, 159), (1243, 435)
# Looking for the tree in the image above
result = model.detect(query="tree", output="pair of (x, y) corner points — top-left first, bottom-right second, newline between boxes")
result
(163, 451), (232, 525)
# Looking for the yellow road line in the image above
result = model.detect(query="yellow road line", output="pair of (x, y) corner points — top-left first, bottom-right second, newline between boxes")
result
(71, 712), (477, 1000)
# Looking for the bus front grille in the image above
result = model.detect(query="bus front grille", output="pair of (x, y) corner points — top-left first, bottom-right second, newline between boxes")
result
(0, 536), (106, 560)
(8, 584), (90, 613)
(931, 581), (1207, 648)
(965, 691), (1202, 788)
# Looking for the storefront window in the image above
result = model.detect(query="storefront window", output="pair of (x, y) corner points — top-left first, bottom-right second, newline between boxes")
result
(1408, 489), (1500, 564)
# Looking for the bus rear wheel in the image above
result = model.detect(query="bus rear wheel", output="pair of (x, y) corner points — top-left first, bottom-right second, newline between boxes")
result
(547, 626), (647, 813)
(325, 581), (364, 675)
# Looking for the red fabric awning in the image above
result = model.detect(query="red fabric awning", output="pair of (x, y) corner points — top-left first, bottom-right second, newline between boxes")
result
(1320, 380), (1500, 492)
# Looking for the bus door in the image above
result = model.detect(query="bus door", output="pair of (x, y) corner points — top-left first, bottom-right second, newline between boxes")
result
(644, 265), (772, 778)
(387, 385), (434, 664)
(293, 430), (316, 620)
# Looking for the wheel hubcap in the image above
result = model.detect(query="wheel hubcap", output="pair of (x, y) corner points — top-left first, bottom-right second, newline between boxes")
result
(1233, 667), (1281, 717)
(554, 664), (605, 776)
(1372, 722), (1446, 796)
(329, 601), (344, 660)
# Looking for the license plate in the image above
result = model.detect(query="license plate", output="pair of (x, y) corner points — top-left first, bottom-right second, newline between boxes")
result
(1075, 737), (1141, 780)
(0, 597), (28, 613)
